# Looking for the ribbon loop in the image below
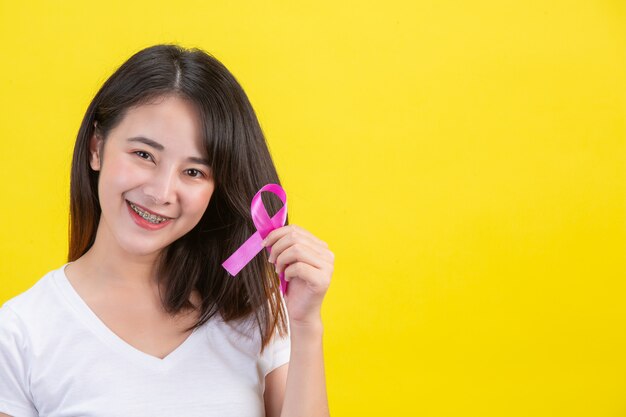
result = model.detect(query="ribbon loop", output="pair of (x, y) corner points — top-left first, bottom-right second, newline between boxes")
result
(222, 184), (289, 294)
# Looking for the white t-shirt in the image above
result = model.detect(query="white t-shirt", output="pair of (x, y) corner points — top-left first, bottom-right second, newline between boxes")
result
(0, 263), (290, 417)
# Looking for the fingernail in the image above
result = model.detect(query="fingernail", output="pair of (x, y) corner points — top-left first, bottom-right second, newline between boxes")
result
(268, 257), (274, 264)
(261, 239), (267, 247)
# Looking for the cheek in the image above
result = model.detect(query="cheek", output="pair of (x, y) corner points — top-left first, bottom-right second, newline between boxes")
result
(187, 186), (214, 215)
(101, 157), (147, 192)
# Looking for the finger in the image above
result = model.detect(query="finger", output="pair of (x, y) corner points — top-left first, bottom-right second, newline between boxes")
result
(264, 225), (328, 249)
(274, 244), (332, 276)
(289, 224), (329, 248)
(283, 262), (331, 292)
(267, 232), (328, 264)
(262, 225), (292, 248)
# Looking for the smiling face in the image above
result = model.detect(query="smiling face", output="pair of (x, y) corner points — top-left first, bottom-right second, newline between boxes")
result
(89, 94), (215, 259)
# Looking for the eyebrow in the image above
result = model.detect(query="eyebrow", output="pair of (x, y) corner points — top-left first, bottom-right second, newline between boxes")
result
(127, 136), (211, 167)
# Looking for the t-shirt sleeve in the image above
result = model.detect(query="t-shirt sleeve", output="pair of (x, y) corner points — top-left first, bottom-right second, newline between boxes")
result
(259, 329), (291, 377)
(259, 296), (291, 377)
(0, 305), (38, 417)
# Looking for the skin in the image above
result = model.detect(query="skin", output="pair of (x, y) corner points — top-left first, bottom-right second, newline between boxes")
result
(262, 225), (333, 417)
(3, 94), (333, 417)
(65, 94), (214, 362)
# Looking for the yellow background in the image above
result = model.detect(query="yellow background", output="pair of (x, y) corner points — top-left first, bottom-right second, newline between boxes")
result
(1, 1), (624, 415)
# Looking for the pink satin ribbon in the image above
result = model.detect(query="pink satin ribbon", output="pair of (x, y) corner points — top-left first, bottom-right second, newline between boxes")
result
(222, 184), (289, 294)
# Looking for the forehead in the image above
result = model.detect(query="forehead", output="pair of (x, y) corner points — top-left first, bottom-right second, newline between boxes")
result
(112, 95), (205, 154)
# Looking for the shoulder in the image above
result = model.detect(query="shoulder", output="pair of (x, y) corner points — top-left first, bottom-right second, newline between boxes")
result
(0, 302), (33, 375)
(0, 303), (27, 342)
(209, 311), (290, 352)
(1, 265), (66, 336)
(210, 313), (261, 351)
(3, 266), (60, 309)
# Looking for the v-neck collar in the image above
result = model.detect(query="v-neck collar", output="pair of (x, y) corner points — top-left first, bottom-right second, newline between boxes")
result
(52, 262), (202, 371)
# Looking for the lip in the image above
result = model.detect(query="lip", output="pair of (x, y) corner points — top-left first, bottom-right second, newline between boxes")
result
(126, 200), (174, 231)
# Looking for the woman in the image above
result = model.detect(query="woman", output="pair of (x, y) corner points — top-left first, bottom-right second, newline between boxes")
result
(0, 44), (333, 417)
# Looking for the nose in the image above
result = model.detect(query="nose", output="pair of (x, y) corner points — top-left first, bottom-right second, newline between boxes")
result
(142, 165), (178, 206)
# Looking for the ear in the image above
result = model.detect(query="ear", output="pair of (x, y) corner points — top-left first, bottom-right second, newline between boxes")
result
(89, 132), (103, 171)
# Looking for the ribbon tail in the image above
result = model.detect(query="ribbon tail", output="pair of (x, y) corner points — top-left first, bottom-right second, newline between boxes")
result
(222, 231), (264, 276)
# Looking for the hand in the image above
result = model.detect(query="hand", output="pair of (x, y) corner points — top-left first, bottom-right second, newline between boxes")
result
(263, 225), (334, 326)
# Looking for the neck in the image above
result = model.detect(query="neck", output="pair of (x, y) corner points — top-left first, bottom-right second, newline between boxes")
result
(77, 219), (163, 292)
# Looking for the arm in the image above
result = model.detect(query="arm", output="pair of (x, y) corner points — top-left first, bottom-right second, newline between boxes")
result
(281, 320), (328, 417)
(262, 225), (333, 417)
(0, 307), (38, 417)
(264, 320), (329, 417)
(264, 363), (289, 417)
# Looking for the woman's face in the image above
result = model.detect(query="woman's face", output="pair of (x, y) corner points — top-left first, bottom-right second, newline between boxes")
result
(89, 94), (215, 258)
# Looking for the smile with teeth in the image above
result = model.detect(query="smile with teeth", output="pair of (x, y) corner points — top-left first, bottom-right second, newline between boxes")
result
(129, 202), (170, 224)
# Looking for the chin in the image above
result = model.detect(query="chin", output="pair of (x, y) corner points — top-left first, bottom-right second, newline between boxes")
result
(117, 238), (170, 258)
(115, 228), (192, 257)
(124, 246), (166, 258)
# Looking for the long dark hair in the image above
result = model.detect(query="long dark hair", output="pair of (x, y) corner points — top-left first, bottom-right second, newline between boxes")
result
(68, 44), (288, 352)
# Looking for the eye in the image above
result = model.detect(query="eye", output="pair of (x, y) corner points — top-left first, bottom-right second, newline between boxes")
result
(134, 150), (153, 161)
(185, 168), (205, 178)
